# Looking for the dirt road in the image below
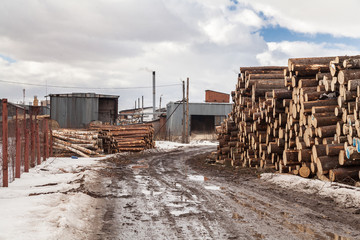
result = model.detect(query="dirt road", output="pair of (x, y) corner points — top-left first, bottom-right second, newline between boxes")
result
(88, 145), (360, 239)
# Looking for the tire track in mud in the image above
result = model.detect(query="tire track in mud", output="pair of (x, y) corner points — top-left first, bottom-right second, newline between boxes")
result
(94, 146), (360, 240)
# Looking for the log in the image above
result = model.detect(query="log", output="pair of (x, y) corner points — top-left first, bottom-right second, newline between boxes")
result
(317, 125), (337, 138)
(298, 149), (312, 162)
(54, 137), (98, 155)
(326, 144), (344, 156)
(312, 145), (327, 161)
(347, 79), (360, 91)
(302, 99), (338, 110)
(54, 142), (89, 158)
(316, 156), (339, 175)
(343, 58), (360, 69)
(248, 74), (285, 79)
(299, 166), (311, 178)
(312, 116), (341, 128)
(338, 69), (360, 84)
(52, 132), (98, 144)
(283, 150), (298, 165)
(329, 167), (360, 182)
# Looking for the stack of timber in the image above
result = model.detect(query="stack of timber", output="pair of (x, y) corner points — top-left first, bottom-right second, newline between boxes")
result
(90, 123), (155, 153)
(217, 66), (289, 170)
(216, 56), (360, 184)
(52, 129), (102, 158)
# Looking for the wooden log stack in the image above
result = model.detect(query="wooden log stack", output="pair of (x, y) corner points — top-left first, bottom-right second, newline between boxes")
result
(52, 129), (102, 158)
(216, 56), (360, 184)
(90, 123), (155, 153)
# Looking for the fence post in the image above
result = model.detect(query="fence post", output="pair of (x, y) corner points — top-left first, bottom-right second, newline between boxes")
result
(30, 111), (35, 167)
(15, 108), (21, 178)
(49, 129), (53, 157)
(45, 119), (49, 159)
(24, 109), (29, 172)
(36, 116), (41, 165)
(2, 99), (8, 187)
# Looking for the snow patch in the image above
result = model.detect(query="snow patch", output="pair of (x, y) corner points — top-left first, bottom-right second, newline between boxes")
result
(0, 155), (112, 239)
(155, 140), (218, 150)
(261, 173), (360, 208)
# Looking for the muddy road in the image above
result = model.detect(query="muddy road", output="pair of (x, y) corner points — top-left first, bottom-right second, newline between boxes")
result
(90, 145), (360, 240)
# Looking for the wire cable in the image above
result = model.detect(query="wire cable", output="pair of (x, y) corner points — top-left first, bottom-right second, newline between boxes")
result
(0, 79), (181, 90)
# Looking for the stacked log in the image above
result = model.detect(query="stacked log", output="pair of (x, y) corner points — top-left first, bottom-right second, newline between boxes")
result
(217, 66), (288, 170)
(90, 123), (155, 153)
(216, 56), (360, 184)
(52, 129), (102, 157)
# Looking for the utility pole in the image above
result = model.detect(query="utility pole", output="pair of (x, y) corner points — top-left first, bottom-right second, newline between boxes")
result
(186, 78), (189, 143)
(141, 95), (144, 123)
(182, 80), (185, 143)
(23, 89), (25, 105)
(152, 71), (156, 120)
(159, 94), (163, 111)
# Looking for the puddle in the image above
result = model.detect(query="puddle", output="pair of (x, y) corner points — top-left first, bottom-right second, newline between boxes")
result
(131, 165), (149, 169)
(188, 175), (209, 182)
(141, 190), (162, 196)
(232, 212), (243, 220)
(170, 207), (199, 217)
(204, 185), (221, 190)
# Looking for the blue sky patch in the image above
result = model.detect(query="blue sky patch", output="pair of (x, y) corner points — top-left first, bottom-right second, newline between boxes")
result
(258, 25), (360, 46)
(228, 0), (239, 11)
(0, 54), (16, 63)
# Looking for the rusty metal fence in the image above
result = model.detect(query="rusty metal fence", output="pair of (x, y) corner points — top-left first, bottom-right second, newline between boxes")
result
(0, 99), (52, 187)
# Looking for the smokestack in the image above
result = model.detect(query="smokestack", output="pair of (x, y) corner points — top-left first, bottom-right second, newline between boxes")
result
(23, 89), (25, 105)
(152, 71), (156, 120)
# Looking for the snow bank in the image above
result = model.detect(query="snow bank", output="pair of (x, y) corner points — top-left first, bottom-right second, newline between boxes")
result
(155, 140), (218, 150)
(0, 156), (111, 240)
(261, 173), (360, 208)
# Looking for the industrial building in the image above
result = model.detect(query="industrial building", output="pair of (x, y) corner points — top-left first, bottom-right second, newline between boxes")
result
(166, 101), (232, 140)
(49, 93), (119, 128)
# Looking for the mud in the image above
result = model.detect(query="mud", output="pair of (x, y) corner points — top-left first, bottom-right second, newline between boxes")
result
(87, 146), (360, 240)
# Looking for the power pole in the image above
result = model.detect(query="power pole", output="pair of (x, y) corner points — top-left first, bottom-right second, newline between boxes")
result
(152, 71), (156, 120)
(141, 95), (144, 123)
(159, 95), (162, 112)
(182, 80), (185, 143)
(186, 78), (189, 143)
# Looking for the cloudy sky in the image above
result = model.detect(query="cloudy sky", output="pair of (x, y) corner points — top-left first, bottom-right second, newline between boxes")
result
(0, 0), (359, 110)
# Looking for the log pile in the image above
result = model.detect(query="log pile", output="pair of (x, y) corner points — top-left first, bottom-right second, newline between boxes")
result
(52, 129), (102, 157)
(89, 123), (155, 153)
(217, 56), (360, 184)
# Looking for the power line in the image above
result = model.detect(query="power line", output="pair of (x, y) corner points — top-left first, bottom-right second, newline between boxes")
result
(0, 79), (181, 90)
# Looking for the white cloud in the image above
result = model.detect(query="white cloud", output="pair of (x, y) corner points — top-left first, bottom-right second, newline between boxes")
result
(239, 0), (360, 38)
(257, 41), (360, 66)
(0, 0), (359, 110)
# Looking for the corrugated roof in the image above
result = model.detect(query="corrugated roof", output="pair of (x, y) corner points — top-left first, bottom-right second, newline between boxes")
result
(49, 93), (119, 98)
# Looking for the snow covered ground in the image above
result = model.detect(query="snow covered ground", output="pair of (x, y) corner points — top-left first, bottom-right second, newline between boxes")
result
(0, 156), (110, 240)
(155, 140), (218, 151)
(261, 173), (360, 208)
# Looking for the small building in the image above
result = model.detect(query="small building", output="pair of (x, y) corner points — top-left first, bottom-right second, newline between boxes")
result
(49, 93), (119, 128)
(166, 102), (232, 141)
(119, 107), (154, 124)
(205, 90), (230, 103)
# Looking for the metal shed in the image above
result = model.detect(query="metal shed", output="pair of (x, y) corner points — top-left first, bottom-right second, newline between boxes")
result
(166, 102), (232, 140)
(49, 93), (119, 128)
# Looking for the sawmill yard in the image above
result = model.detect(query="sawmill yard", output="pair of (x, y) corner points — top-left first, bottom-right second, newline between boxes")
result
(0, 141), (359, 240)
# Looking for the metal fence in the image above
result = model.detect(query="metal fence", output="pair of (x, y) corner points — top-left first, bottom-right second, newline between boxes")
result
(0, 99), (52, 187)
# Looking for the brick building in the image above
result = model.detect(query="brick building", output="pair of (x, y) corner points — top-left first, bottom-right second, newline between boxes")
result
(205, 90), (229, 103)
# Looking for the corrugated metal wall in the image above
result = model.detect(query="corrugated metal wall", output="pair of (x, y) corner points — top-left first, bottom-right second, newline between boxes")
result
(50, 94), (99, 128)
(166, 102), (232, 137)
